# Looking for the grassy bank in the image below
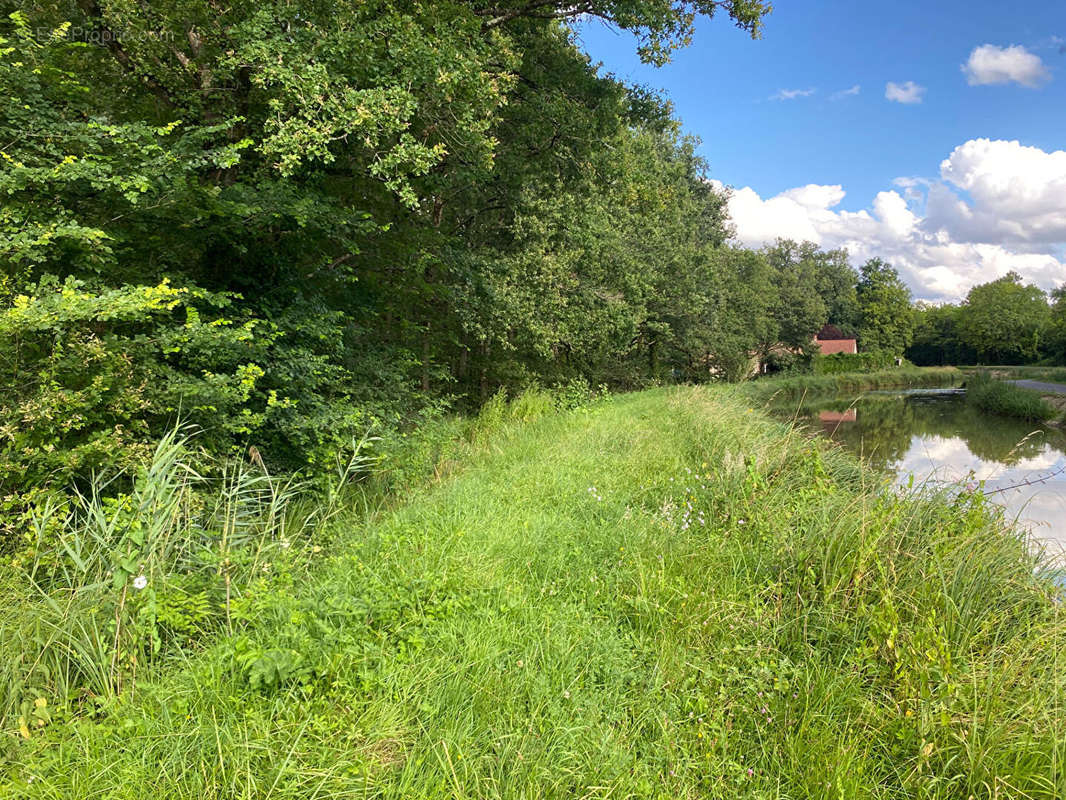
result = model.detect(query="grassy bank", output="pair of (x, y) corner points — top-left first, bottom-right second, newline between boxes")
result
(748, 365), (962, 403)
(2, 387), (1063, 798)
(965, 373), (1056, 422)
(964, 365), (1066, 385)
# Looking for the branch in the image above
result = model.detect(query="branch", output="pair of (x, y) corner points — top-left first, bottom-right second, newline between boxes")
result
(980, 463), (1066, 497)
(479, 0), (594, 29)
(74, 0), (177, 108)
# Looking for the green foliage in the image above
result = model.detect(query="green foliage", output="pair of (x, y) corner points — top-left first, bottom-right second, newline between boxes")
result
(0, 1), (768, 520)
(959, 272), (1050, 364)
(0, 278), (372, 551)
(762, 239), (830, 351)
(964, 373), (1055, 422)
(856, 257), (914, 356)
(812, 351), (900, 375)
(907, 301), (977, 366)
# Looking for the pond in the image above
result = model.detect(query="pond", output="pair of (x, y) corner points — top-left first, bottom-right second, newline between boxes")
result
(777, 387), (1066, 563)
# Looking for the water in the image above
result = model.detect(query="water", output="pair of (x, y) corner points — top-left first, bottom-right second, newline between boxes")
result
(779, 388), (1066, 562)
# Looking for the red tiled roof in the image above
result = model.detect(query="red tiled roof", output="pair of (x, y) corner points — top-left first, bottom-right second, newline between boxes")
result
(814, 337), (857, 355)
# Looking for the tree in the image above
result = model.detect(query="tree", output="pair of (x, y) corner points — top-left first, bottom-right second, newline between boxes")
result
(856, 258), (913, 356)
(958, 272), (1049, 364)
(761, 240), (828, 352)
(0, 0), (770, 519)
(1045, 287), (1066, 364)
(763, 240), (858, 333)
(701, 248), (776, 381)
(907, 302), (976, 366)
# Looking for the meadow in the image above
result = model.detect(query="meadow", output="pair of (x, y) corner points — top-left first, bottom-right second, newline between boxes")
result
(1, 385), (1063, 798)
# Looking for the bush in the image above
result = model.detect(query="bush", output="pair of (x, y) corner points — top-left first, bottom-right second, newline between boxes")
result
(965, 373), (1055, 421)
(0, 427), (376, 726)
(812, 351), (901, 375)
(0, 278), (378, 551)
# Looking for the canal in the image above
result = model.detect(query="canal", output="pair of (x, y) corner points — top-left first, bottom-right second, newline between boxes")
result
(778, 387), (1066, 562)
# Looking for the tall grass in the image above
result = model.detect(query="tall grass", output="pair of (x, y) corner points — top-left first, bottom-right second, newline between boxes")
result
(3, 387), (1064, 798)
(965, 372), (1056, 421)
(0, 428), (376, 731)
(750, 365), (962, 402)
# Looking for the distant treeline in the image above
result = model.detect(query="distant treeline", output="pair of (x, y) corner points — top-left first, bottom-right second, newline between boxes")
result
(907, 272), (1066, 367)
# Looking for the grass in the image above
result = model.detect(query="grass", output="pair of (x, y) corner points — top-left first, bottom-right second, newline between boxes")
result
(965, 373), (1056, 422)
(747, 366), (962, 402)
(1, 386), (1064, 798)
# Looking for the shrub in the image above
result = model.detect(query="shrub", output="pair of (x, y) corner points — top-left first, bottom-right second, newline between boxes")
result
(0, 278), (375, 550)
(965, 373), (1055, 421)
(0, 426), (376, 727)
(812, 351), (900, 375)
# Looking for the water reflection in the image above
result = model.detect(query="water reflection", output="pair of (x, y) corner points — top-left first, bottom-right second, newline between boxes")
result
(782, 389), (1066, 558)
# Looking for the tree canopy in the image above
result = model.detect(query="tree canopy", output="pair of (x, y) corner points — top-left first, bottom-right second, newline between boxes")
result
(856, 258), (914, 356)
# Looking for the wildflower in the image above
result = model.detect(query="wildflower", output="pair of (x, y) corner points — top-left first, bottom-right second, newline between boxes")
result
(279, 539), (291, 549)
(312, 545), (322, 554)
(132, 575), (148, 590)
(563, 690), (570, 699)
(747, 768), (754, 777)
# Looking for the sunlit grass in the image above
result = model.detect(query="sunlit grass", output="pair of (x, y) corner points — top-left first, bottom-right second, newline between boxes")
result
(2, 386), (1063, 798)
(966, 372), (1056, 421)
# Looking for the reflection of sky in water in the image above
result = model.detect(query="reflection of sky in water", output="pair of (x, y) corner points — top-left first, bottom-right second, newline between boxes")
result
(789, 392), (1066, 567)
(891, 434), (1066, 560)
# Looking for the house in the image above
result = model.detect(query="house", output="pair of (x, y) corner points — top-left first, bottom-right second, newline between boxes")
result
(812, 324), (857, 355)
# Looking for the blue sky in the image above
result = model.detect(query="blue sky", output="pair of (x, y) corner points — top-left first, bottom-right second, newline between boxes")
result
(574, 0), (1066, 300)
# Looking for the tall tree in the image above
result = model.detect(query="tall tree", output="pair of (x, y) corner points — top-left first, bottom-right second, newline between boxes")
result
(907, 302), (976, 366)
(0, 0), (770, 509)
(856, 258), (913, 356)
(958, 272), (1049, 364)
(762, 240), (828, 351)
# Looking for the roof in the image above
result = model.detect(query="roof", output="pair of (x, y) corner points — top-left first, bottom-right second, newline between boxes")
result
(815, 338), (857, 355)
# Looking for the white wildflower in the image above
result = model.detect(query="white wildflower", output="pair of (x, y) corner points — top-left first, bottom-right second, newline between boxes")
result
(132, 575), (148, 590)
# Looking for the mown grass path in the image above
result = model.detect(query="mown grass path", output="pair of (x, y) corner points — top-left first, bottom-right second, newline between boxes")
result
(7, 387), (1064, 799)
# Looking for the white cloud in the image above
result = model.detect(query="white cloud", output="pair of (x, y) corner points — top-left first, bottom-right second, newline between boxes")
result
(769, 88), (815, 101)
(885, 81), (926, 104)
(933, 138), (1066, 244)
(962, 44), (1050, 87)
(716, 139), (1066, 302)
(830, 84), (861, 100)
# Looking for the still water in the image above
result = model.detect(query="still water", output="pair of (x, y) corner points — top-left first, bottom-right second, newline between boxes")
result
(781, 388), (1066, 561)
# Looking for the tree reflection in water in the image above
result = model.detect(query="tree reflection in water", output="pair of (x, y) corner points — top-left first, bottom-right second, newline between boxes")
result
(776, 389), (1066, 555)
(784, 390), (1060, 470)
